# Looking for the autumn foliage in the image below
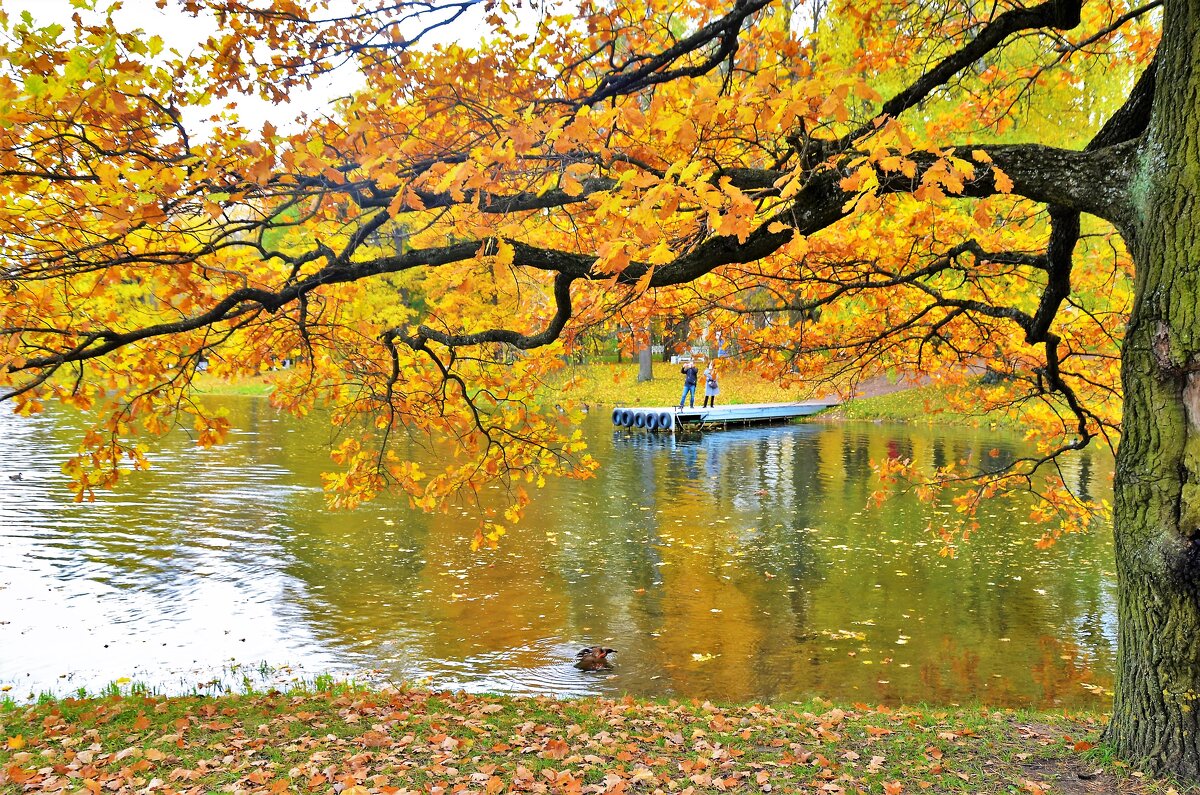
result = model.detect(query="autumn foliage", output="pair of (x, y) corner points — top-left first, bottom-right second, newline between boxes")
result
(0, 0), (1157, 551)
(20, 0), (1200, 777)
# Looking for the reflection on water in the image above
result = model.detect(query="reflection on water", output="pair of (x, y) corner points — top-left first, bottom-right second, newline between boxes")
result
(0, 400), (1116, 707)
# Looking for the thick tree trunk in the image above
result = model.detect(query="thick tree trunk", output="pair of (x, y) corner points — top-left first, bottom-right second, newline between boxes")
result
(1106, 0), (1200, 776)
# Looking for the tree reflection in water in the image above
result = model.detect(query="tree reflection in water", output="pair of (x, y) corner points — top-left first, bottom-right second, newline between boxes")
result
(0, 402), (1115, 707)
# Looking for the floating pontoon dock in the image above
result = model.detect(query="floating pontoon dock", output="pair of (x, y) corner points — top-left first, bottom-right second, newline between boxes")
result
(611, 401), (838, 432)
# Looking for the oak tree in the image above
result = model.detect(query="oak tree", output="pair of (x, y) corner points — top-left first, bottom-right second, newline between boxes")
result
(0, 0), (1195, 777)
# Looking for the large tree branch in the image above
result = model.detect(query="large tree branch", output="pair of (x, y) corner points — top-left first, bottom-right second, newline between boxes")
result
(1028, 56), (1156, 345)
(411, 272), (576, 350)
(1, 133), (1136, 391)
(820, 0), (1083, 157)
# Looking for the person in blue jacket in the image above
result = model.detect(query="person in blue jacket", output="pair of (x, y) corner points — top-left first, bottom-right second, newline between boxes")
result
(679, 361), (698, 408)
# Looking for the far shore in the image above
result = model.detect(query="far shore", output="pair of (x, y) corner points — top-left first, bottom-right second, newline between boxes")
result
(190, 363), (1037, 429)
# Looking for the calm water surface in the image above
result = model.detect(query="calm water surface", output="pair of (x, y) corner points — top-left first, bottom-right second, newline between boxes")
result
(0, 398), (1116, 707)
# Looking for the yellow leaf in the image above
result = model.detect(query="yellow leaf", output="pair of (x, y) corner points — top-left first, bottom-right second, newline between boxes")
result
(840, 170), (865, 192)
(634, 265), (655, 294)
(597, 240), (631, 273)
(404, 188), (425, 211)
(561, 174), (583, 197)
(915, 184), (946, 202)
(7, 734), (26, 749)
(819, 88), (846, 119)
(948, 157), (976, 180)
(647, 242), (675, 264)
(854, 80), (882, 102)
(993, 166), (1014, 194)
(495, 239), (514, 268)
(880, 155), (903, 173)
(678, 160), (705, 183)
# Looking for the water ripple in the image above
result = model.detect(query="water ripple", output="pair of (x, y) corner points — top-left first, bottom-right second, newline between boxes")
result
(0, 402), (1117, 707)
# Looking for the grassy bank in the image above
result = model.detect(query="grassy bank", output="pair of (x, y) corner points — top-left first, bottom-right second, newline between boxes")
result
(191, 371), (279, 397)
(555, 363), (1005, 428)
(0, 688), (1181, 794)
(188, 363), (813, 408)
(827, 383), (1007, 428)
(556, 362), (823, 409)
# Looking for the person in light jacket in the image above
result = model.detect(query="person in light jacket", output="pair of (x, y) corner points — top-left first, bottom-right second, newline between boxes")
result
(702, 364), (719, 408)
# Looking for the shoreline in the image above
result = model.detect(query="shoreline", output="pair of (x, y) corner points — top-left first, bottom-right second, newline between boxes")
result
(190, 368), (1005, 429)
(1, 686), (1171, 793)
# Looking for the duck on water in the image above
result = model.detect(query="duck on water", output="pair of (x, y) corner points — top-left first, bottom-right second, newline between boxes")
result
(574, 647), (616, 671)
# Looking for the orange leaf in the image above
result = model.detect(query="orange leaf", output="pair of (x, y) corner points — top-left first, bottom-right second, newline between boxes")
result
(993, 166), (1013, 193)
(634, 265), (655, 294)
(542, 738), (569, 759)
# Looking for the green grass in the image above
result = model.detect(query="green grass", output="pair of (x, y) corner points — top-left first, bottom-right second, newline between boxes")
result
(830, 382), (1004, 426)
(191, 371), (278, 396)
(556, 361), (820, 409)
(0, 687), (1184, 794)
(188, 363), (1113, 436)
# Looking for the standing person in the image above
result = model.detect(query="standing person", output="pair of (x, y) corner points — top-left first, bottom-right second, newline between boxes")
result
(679, 360), (698, 408)
(702, 363), (719, 407)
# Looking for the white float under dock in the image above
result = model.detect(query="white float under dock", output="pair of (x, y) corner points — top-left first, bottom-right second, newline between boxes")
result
(611, 401), (838, 432)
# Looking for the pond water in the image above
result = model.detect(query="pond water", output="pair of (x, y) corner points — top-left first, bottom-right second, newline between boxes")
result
(0, 398), (1116, 707)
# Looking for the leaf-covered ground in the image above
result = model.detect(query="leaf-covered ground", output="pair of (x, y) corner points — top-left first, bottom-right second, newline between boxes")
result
(0, 689), (1186, 794)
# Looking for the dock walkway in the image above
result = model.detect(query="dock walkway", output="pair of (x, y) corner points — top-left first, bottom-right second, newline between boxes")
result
(611, 401), (837, 432)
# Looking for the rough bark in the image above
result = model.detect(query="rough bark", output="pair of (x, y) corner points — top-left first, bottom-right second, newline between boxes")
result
(1106, 0), (1200, 776)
